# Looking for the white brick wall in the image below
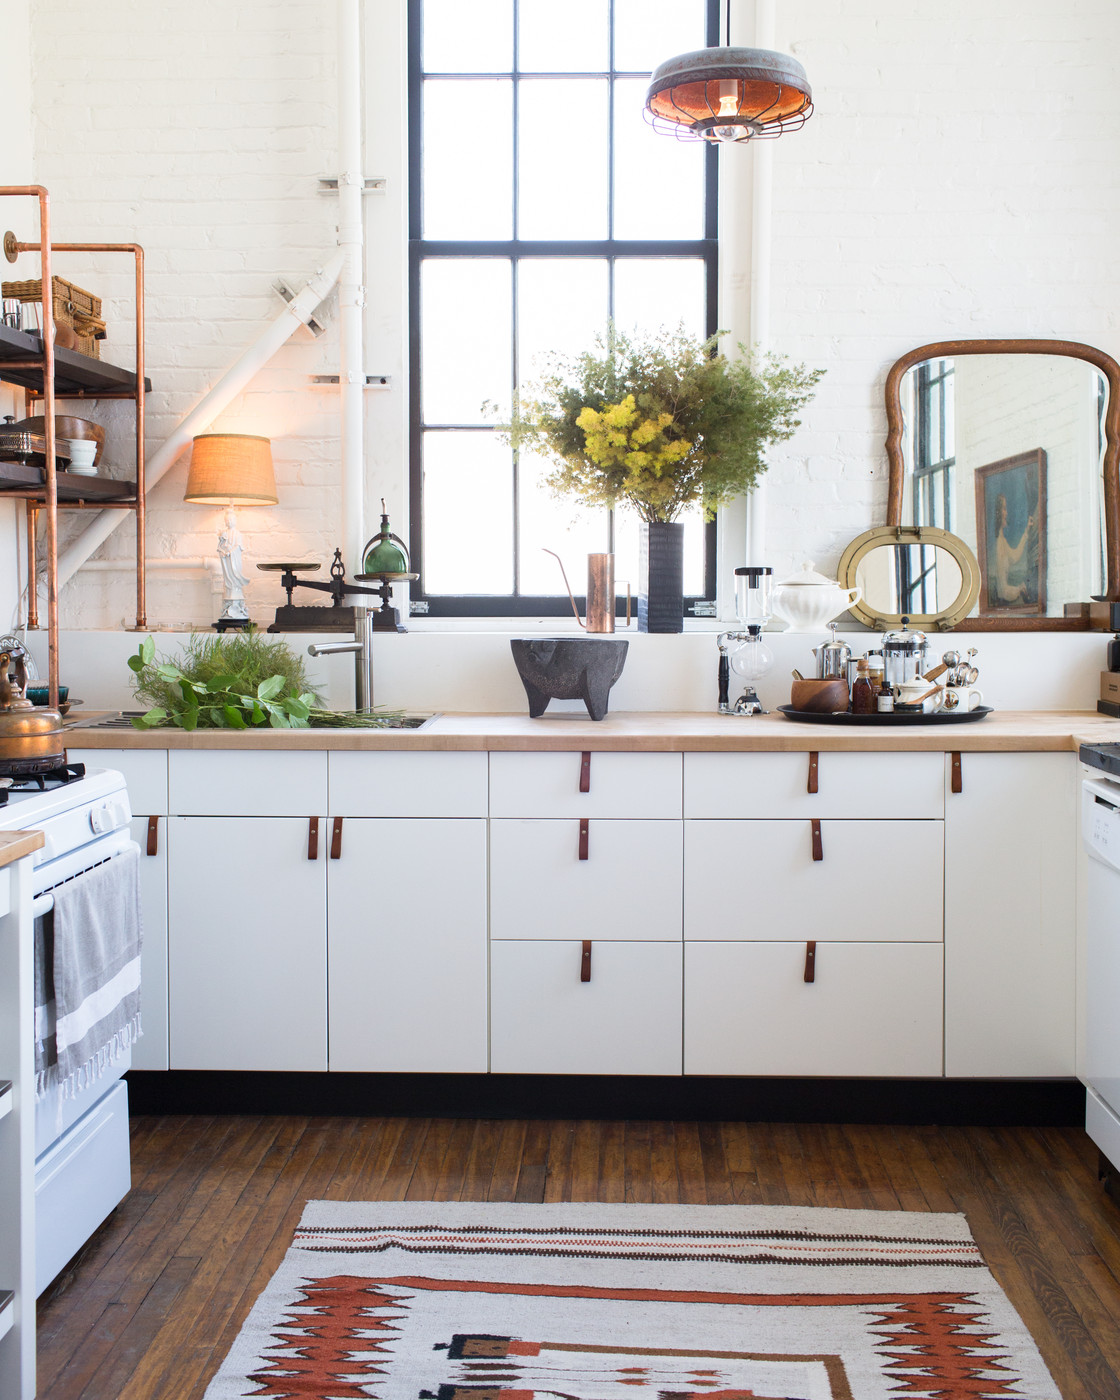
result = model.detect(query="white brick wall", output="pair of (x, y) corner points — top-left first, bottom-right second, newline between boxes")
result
(10, 0), (1120, 655)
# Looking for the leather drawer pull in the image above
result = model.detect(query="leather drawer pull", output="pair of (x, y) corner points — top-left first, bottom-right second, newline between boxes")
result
(581, 940), (592, 982)
(951, 751), (963, 794)
(307, 816), (319, 860)
(330, 816), (343, 859)
(807, 751), (819, 794)
(579, 750), (591, 793)
(804, 941), (817, 983)
(146, 815), (159, 857)
(579, 818), (589, 860)
(811, 818), (823, 861)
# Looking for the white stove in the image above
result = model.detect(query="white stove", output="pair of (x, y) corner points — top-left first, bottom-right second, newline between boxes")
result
(0, 765), (136, 1294)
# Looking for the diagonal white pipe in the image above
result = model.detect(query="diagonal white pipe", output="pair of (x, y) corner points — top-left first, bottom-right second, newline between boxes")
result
(54, 251), (346, 592)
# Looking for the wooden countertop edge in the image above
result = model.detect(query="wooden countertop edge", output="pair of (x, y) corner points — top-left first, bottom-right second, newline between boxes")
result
(0, 829), (45, 868)
(62, 710), (1120, 753)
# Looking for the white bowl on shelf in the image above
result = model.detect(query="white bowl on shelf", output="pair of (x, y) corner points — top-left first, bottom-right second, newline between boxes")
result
(66, 439), (98, 475)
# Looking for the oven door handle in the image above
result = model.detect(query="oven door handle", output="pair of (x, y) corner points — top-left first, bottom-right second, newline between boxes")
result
(31, 892), (54, 917)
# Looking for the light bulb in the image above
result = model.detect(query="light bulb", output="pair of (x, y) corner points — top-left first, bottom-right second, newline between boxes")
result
(711, 79), (744, 142)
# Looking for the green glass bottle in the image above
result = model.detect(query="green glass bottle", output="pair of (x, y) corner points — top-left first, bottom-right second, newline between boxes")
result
(362, 499), (409, 575)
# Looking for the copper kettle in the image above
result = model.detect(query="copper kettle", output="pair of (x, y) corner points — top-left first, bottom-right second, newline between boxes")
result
(0, 644), (66, 776)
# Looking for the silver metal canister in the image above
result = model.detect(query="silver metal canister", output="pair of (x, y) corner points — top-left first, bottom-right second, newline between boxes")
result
(881, 620), (929, 688)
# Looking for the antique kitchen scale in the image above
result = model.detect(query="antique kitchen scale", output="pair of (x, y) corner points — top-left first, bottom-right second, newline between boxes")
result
(257, 501), (417, 633)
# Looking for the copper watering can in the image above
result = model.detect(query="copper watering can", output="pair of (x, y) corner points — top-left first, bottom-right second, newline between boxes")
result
(544, 551), (630, 634)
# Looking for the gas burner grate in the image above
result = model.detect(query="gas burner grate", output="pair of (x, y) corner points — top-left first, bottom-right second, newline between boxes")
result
(0, 761), (87, 803)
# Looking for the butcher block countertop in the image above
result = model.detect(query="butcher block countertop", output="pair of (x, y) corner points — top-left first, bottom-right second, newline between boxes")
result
(0, 830), (45, 868)
(63, 709), (1120, 753)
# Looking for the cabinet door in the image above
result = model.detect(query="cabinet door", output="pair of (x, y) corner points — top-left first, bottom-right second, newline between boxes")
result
(328, 818), (488, 1071)
(129, 815), (169, 1071)
(685, 941), (943, 1077)
(685, 752), (944, 820)
(685, 820), (942, 942)
(944, 752), (1076, 1076)
(490, 819), (683, 941)
(167, 816), (327, 1070)
(491, 940), (682, 1075)
(490, 752), (682, 818)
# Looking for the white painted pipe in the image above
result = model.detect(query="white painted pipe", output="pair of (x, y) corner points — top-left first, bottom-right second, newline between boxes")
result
(745, 0), (776, 568)
(80, 557), (222, 589)
(53, 251), (346, 593)
(337, 0), (366, 574)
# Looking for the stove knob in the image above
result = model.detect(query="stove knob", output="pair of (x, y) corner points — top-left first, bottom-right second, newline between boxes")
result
(90, 804), (111, 834)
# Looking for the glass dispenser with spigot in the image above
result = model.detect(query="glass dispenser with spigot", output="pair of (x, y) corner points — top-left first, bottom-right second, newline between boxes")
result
(718, 566), (774, 715)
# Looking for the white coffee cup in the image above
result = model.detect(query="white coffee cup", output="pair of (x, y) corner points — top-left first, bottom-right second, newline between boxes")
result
(67, 439), (98, 474)
(942, 684), (984, 712)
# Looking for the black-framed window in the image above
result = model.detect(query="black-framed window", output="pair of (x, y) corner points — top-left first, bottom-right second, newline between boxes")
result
(408, 0), (719, 616)
(912, 358), (955, 531)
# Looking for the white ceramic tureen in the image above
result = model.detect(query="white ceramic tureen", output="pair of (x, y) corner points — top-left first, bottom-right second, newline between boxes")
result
(772, 562), (862, 634)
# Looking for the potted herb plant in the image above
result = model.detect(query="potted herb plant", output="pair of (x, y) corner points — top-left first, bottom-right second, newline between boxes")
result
(505, 325), (822, 631)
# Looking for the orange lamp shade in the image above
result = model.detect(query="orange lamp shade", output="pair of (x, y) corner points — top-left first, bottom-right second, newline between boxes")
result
(184, 433), (278, 505)
(645, 47), (812, 143)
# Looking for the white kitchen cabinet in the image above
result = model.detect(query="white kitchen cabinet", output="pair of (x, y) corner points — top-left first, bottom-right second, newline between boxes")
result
(490, 940), (683, 1075)
(490, 751), (681, 818)
(685, 941), (944, 1077)
(328, 751), (487, 817)
(943, 751), (1077, 1077)
(490, 818), (683, 942)
(327, 817), (488, 1072)
(130, 815), (168, 1071)
(169, 749), (326, 817)
(685, 818), (943, 942)
(685, 751), (944, 820)
(167, 815), (327, 1071)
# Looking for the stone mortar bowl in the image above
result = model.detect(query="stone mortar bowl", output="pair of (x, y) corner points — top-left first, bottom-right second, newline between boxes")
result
(510, 638), (629, 721)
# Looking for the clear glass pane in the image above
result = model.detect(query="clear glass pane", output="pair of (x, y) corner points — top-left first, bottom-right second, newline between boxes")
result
(518, 79), (608, 239)
(422, 260), (512, 424)
(423, 80), (512, 238)
(613, 505), (706, 597)
(518, 0), (609, 73)
(423, 0), (513, 72)
(614, 0), (708, 73)
(613, 76), (705, 239)
(423, 431), (514, 594)
(519, 449), (611, 594)
(517, 259), (608, 386)
(613, 258), (706, 340)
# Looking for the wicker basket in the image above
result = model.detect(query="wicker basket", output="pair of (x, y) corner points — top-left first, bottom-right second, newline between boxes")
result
(1, 277), (105, 359)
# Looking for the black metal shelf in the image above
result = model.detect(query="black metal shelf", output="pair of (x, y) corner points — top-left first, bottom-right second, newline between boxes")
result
(0, 324), (150, 397)
(0, 459), (137, 503)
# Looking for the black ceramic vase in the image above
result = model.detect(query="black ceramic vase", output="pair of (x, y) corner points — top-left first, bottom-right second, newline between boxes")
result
(638, 521), (685, 633)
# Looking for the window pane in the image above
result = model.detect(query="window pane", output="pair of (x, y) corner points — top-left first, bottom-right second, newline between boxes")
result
(613, 0), (708, 73)
(613, 76), (705, 239)
(518, 0), (608, 73)
(518, 449), (611, 594)
(423, 0), (513, 72)
(423, 80), (512, 238)
(613, 258), (706, 340)
(517, 259), (608, 384)
(614, 505), (707, 597)
(518, 79), (608, 239)
(422, 259), (512, 424)
(423, 431), (514, 594)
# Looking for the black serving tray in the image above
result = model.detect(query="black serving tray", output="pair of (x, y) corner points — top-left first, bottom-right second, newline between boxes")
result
(777, 704), (993, 726)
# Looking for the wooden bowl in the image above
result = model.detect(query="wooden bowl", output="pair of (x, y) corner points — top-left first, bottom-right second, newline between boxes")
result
(790, 677), (850, 714)
(13, 415), (105, 467)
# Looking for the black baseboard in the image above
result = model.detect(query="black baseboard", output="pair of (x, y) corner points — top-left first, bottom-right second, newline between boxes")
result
(124, 1071), (1086, 1127)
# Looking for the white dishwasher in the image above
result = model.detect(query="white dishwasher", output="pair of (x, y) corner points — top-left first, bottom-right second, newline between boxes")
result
(1081, 757), (1120, 1172)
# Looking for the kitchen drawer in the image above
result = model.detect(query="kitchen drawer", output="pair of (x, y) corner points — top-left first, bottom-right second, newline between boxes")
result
(0, 866), (9, 919)
(67, 747), (168, 814)
(328, 751), (487, 817)
(490, 819), (683, 941)
(489, 752), (681, 819)
(490, 940), (682, 1074)
(168, 749), (326, 816)
(685, 941), (943, 1077)
(685, 819), (943, 942)
(684, 751), (944, 820)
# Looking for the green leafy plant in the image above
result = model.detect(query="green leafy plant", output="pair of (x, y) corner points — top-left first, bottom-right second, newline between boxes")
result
(126, 630), (405, 730)
(501, 324), (823, 523)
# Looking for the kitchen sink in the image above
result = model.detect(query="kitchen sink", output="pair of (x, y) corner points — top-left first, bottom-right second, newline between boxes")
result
(69, 711), (440, 731)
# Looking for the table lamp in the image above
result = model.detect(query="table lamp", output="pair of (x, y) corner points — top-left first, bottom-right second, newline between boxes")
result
(184, 433), (278, 630)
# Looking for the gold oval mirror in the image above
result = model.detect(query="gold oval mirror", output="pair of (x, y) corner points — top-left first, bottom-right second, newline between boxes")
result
(837, 526), (981, 631)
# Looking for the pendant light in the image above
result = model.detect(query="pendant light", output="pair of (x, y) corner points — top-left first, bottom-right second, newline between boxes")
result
(644, 1), (812, 144)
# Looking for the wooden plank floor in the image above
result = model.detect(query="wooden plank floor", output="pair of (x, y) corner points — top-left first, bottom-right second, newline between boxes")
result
(35, 1116), (1120, 1398)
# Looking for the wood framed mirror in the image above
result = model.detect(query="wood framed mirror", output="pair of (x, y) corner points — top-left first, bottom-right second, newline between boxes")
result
(885, 339), (1120, 629)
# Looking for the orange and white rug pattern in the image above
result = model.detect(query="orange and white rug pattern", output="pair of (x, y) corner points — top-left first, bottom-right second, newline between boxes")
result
(204, 1202), (1060, 1400)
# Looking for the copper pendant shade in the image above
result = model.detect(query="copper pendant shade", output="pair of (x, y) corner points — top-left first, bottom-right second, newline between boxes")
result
(645, 45), (812, 144)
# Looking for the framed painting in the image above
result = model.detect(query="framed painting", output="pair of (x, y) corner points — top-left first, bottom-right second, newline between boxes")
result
(974, 449), (1047, 617)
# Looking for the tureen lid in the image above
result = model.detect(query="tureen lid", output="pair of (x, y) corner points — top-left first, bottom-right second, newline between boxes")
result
(779, 561), (839, 588)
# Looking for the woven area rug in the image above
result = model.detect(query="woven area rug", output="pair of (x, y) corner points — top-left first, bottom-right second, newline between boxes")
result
(204, 1201), (1061, 1400)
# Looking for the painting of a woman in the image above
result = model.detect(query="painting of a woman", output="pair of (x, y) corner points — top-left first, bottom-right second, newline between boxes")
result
(975, 450), (1047, 616)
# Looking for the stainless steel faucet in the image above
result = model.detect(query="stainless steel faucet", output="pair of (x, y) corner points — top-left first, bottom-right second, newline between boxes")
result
(307, 605), (373, 711)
